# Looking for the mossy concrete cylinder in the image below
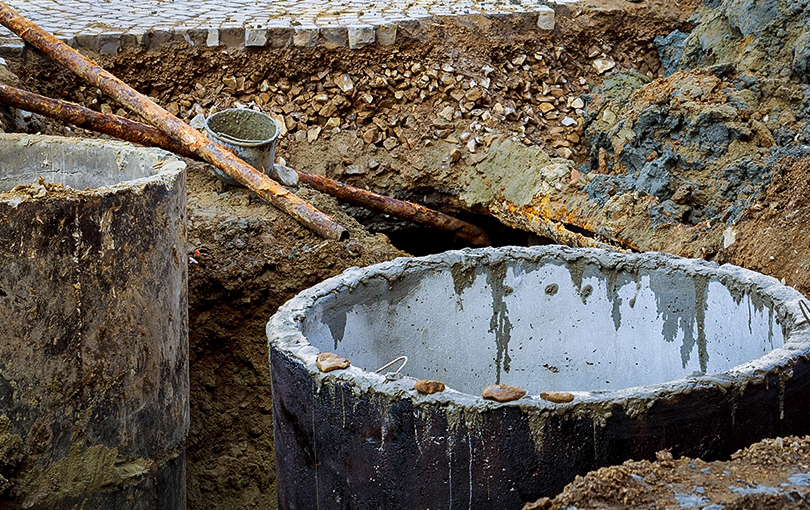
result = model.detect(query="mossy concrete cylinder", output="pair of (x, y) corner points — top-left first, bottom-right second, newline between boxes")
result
(268, 246), (810, 509)
(0, 134), (188, 509)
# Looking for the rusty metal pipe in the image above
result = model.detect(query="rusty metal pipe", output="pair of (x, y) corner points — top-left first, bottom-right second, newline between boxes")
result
(491, 199), (621, 250)
(0, 2), (347, 240)
(0, 83), (196, 158)
(0, 83), (492, 246)
(295, 170), (491, 246)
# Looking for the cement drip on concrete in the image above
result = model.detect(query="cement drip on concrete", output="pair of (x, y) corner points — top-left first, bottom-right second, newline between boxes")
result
(270, 245), (810, 405)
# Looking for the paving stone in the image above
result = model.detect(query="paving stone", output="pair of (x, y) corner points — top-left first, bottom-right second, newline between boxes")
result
(348, 25), (375, 49)
(376, 23), (397, 46)
(0, 42), (23, 59)
(74, 34), (99, 52)
(293, 26), (319, 47)
(185, 28), (209, 48)
(320, 27), (348, 48)
(146, 29), (176, 51)
(97, 33), (122, 55)
(536, 5), (555, 30)
(245, 28), (268, 47)
(269, 25), (294, 48)
(219, 27), (245, 49)
(118, 33), (142, 52)
(206, 29), (219, 47)
(0, 0), (577, 54)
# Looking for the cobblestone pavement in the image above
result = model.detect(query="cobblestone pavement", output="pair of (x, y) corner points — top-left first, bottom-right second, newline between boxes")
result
(0, 0), (574, 52)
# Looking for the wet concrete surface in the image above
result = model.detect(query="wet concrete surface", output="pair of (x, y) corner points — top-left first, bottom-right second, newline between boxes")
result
(268, 246), (810, 508)
(0, 135), (188, 509)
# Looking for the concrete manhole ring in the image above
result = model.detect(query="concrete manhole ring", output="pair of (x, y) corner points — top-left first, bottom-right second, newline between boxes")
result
(0, 134), (188, 509)
(268, 246), (810, 509)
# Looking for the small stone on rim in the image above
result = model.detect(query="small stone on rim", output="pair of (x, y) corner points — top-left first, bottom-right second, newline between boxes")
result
(415, 379), (446, 395)
(316, 352), (350, 372)
(482, 384), (527, 402)
(540, 391), (574, 403)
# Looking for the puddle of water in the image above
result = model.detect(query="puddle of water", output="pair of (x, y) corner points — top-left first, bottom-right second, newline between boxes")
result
(788, 473), (810, 487)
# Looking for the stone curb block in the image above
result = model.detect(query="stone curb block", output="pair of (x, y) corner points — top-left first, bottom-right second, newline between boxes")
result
(97, 33), (123, 55)
(537, 5), (556, 30)
(185, 29), (209, 48)
(245, 28), (268, 47)
(206, 29), (219, 47)
(348, 25), (375, 49)
(320, 27), (348, 48)
(219, 27), (245, 49)
(0, 5), (568, 56)
(376, 23), (397, 46)
(269, 27), (293, 48)
(293, 26), (319, 47)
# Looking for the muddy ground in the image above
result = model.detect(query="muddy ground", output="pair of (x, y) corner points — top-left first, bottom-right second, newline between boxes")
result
(5, 0), (810, 508)
(182, 164), (404, 507)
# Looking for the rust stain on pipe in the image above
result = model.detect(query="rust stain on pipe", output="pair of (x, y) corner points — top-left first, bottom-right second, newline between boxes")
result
(296, 171), (491, 246)
(0, 2), (347, 240)
(0, 83), (196, 158)
(492, 199), (625, 251)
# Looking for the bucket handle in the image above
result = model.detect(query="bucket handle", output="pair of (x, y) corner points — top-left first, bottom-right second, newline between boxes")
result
(376, 356), (408, 376)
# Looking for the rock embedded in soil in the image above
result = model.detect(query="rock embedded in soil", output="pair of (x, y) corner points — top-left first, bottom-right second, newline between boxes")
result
(592, 58), (616, 74)
(482, 384), (527, 402)
(316, 352), (351, 373)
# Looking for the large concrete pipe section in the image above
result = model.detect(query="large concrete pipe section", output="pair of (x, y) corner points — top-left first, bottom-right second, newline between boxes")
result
(269, 246), (810, 509)
(0, 134), (188, 509)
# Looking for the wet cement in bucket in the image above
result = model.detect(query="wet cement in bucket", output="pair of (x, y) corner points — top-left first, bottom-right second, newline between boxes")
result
(268, 246), (810, 509)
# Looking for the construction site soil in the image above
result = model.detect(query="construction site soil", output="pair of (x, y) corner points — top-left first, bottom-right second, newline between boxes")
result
(5, 0), (810, 508)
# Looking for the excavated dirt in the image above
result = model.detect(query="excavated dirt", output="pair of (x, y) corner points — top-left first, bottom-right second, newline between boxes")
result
(0, 176), (81, 201)
(183, 163), (404, 508)
(720, 157), (810, 294)
(527, 437), (810, 509)
(7, 0), (810, 508)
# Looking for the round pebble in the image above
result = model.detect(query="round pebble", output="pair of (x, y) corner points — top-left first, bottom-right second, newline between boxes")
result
(482, 384), (527, 402)
(415, 379), (446, 395)
(315, 352), (351, 372)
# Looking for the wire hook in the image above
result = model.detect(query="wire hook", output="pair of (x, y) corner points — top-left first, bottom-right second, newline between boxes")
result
(376, 356), (408, 375)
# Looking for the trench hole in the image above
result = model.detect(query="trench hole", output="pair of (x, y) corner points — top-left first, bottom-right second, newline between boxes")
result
(0, 8), (697, 507)
(348, 206), (550, 255)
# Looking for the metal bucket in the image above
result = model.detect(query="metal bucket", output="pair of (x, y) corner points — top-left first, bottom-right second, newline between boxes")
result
(205, 108), (280, 186)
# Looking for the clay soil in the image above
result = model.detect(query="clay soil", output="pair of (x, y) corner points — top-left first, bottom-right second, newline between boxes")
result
(7, 0), (810, 508)
(183, 163), (404, 508)
(719, 156), (810, 296)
